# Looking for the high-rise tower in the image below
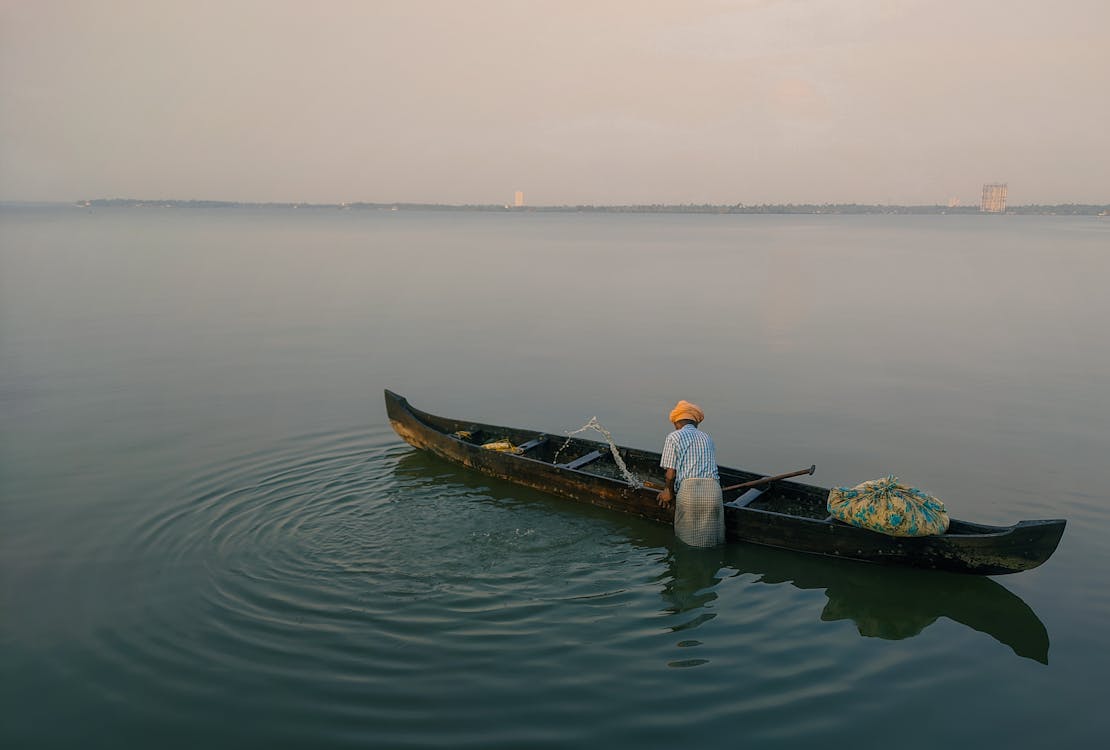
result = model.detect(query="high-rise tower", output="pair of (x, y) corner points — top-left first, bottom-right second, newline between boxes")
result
(980, 184), (1007, 213)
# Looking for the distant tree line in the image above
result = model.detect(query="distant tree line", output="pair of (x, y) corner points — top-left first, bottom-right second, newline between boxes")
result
(83, 199), (1109, 215)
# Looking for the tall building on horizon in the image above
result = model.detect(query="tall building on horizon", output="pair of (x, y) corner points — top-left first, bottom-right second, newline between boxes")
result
(980, 183), (1008, 213)
(514, 190), (524, 207)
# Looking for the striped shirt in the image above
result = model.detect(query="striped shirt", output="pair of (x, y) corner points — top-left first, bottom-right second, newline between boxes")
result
(660, 425), (719, 491)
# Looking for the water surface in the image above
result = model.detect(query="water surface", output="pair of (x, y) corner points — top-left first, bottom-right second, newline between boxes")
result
(2, 207), (1108, 747)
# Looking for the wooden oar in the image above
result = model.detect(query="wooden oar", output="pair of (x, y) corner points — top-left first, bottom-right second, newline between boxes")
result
(721, 464), (815, 492)
(641, 465), (815, 491)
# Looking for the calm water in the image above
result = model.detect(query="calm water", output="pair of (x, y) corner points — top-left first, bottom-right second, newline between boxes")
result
(2, 207), (1108, 747)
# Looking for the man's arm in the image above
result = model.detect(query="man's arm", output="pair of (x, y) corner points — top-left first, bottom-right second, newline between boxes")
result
(658, 468), (677, 508)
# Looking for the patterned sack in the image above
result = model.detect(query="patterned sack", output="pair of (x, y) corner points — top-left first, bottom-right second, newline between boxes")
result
(826, 476), (949, 537)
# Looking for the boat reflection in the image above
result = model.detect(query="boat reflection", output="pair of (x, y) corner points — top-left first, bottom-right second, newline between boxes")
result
(390, 449), (1051, 663)
(655, 534), (1050, 664)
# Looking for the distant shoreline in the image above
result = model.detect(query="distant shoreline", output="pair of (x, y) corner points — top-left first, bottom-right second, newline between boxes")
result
(13, 199), (1110, 216)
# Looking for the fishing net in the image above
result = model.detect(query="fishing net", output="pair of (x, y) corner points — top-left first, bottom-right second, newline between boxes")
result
(555, 417), (643, 488)
(826, 476), (949, 537)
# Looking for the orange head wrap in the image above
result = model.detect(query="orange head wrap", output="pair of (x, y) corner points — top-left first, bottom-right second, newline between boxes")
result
(669, 400), (705, 425)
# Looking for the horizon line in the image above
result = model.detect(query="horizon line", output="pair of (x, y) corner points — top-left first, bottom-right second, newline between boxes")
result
(6, 197), (1109, 209)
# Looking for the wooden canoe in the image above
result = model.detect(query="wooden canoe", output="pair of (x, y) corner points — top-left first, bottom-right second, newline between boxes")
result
(385, 390), (1065, 575)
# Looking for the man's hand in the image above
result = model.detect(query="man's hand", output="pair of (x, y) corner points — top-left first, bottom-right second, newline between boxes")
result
(658, 468), (677, 508)
(657, 488), (674, 508)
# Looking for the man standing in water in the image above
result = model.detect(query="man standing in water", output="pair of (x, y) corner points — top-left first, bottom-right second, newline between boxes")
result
(656, 400), (724, 547)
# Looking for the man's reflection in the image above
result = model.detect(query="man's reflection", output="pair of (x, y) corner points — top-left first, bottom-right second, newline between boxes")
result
(656, 537), (1050, 663)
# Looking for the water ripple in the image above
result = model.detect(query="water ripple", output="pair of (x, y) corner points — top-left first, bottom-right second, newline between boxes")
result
(8, 425), (1062, 747)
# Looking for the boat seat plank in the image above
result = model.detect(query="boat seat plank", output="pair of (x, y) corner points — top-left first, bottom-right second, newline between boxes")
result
(726, 488), (764, 508)
(559, 449), (606, 470)
(516, 436), (547, 454)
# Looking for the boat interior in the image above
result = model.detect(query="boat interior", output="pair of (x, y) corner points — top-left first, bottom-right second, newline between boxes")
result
(439, 420), (841, 522)
(424, 414), (1007, 536)
(389, 392), (1059, 555)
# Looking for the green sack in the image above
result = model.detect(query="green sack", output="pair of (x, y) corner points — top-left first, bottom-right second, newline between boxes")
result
(827, 476), (949, 537)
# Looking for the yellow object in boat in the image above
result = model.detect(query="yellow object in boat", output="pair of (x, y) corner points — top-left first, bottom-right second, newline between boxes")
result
(481, 440), (520, 454)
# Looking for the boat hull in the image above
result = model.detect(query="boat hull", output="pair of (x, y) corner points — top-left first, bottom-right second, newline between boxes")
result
(385, 390), (1065, 575)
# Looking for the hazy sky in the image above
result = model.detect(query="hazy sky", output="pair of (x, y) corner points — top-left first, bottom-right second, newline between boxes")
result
(2, 0), (1107, 205)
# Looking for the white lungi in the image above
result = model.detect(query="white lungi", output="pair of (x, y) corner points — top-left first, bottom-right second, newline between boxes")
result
(674, 477), (724, 547)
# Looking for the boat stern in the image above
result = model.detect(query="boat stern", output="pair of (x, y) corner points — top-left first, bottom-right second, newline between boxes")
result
(384, 390), (427, 449)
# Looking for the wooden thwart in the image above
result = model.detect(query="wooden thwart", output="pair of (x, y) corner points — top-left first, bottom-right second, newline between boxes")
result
(727, 488), (764, 508)
(559, 449), (606, 470)
(515, 436), (547, 454)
